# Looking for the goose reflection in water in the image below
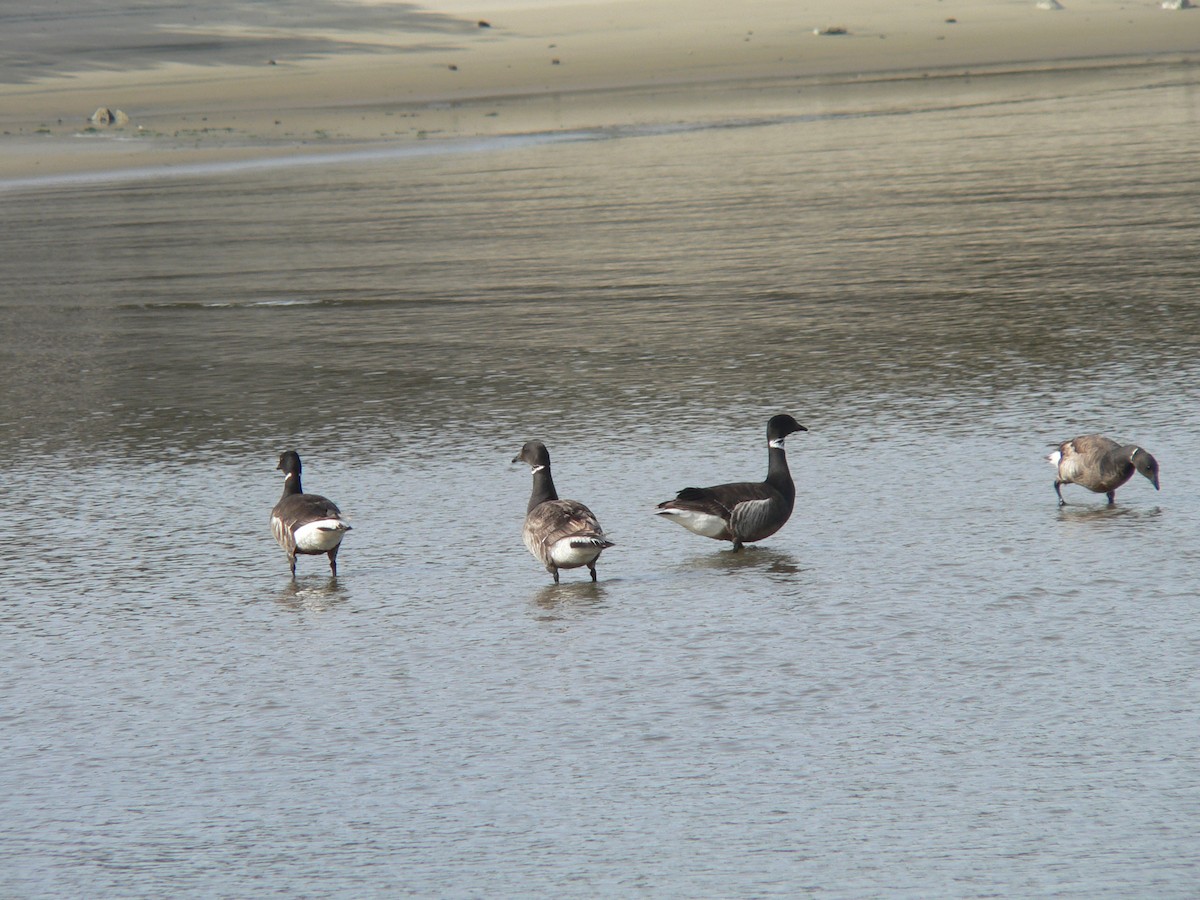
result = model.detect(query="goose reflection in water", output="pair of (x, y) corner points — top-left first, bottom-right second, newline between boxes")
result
(529, 581), (608, 618)
(275, 577), (350, 612)
(683, 546), (805, 580)
(1056, 504), (1164, 526)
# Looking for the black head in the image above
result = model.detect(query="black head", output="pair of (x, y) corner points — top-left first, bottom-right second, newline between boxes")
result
(766, 414), (807, 444)
(1132, 447), (1160, 490)
(277, 450), (302, 476)
(512, 440), (551, 470)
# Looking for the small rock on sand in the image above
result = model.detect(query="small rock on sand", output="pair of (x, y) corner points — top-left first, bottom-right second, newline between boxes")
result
(89, 107), (129, 127)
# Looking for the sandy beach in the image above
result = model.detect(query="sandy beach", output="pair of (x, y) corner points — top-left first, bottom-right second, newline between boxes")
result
(1, 0), (1197, 182)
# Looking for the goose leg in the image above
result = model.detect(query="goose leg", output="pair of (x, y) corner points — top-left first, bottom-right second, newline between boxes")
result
(551, 567), (560, 584)
(1106, 490), (1116, 506)
(328, 545), (340, 576)
(288, 551), (297, 577)
(588, 562), (598, 582)
(1054, 481), (1065, 506)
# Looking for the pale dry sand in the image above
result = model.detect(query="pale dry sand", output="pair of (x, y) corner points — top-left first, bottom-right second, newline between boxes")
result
(1, 0), (1196, 181)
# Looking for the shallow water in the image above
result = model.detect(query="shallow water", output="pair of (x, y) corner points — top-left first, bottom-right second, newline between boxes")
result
(0, 1), (477, 83)
(3, 65), (1200, 897)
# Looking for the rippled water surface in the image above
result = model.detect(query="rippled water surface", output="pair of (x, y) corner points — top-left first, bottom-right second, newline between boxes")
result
(3, 65), (1200, 897)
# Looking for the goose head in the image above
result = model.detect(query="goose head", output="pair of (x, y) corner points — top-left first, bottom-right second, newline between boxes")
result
(513, 440), (551, 472)
(767, 414), (807, 448)
(1131, 447), (1160, 490)
(277, 450), (302, 478)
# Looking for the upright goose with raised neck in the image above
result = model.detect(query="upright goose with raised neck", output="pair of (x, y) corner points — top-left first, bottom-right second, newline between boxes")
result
(513, 440), (614, 583)
(655, 414), (807, 551)
(1048, 434), (1159, 506)
(270, 450), (352, 577)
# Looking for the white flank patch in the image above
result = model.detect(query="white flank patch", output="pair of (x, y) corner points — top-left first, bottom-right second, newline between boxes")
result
(270, 515), (287, 548)
(294, 519), (350, 552)
(1047, 450), (1062, 466)
(550, 537), (603, 567)
(657, 508), (728, 538)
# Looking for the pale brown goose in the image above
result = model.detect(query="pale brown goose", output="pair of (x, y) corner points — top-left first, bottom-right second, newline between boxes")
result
(270, 451), (352, 576)
(1048, 434), (1159, 506)
(655, 414), (807, 551)
(513, 440), (614, 583)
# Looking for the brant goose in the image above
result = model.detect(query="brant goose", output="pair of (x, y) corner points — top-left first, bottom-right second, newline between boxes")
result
(655, 414), (807, 551)
(270, 450), (352, 576)
(1048, 434), (1160, 506)
(513, 440), (614, 583)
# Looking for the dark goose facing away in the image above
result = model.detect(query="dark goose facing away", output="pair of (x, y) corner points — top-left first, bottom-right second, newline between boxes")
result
(1048, 434), (1159, 506)
(270, 450), (352, 576)
(513, 440), (614, 583)
(655, 414), (807, 551)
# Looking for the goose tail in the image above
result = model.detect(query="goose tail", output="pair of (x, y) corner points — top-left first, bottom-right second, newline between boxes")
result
(571, 535), (615, 550)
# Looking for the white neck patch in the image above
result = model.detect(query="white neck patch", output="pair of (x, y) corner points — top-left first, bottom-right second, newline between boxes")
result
(768, 438), (786, 450)
(530, 464), (547, 474)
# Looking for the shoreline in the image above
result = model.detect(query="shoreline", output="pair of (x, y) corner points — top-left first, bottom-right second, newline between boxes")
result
(2, 53), (1194, 191)
(2, 0), (1197, 182)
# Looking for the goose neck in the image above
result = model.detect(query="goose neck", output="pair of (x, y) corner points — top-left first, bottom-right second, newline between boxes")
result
(281, 472), (303, 498)
(766, 445), (795, 502)
(528, 466), (559, 512)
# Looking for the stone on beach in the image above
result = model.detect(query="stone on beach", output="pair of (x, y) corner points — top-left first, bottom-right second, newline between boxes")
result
(89, 107), (129, 127)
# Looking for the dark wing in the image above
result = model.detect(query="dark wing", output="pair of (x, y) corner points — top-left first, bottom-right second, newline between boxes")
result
(1068, 434), (1120, 461)
(272, 493), (344, 541)
(1060, 435), (1131, 492)
(660, 480), (775, 517)
(527, 499), (610, 548)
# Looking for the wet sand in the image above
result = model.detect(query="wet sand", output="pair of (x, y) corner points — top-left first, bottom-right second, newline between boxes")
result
(1, 0), (1197, 183)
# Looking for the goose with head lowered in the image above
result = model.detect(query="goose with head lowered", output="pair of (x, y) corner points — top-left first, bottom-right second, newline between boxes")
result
(513, 440), (614, 583)
(655, 414), (807, 551)
(1048, 434), (1159, 506)
(270, 450), (352, 577)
